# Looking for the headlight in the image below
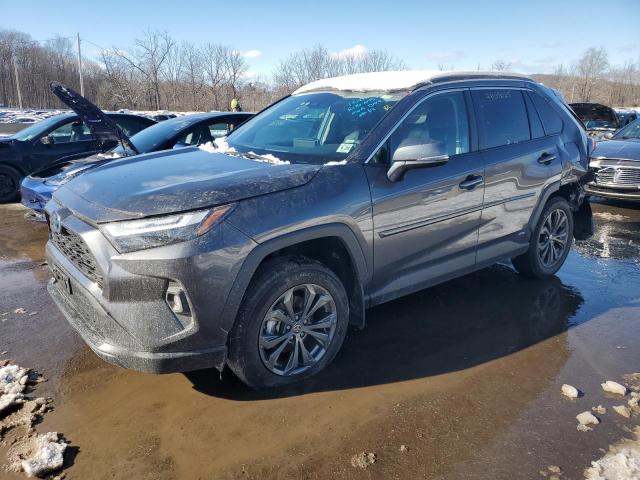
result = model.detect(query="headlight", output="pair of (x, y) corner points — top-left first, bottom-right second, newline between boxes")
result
(44, 165), (92, 186)
(100, 204), (234, 253)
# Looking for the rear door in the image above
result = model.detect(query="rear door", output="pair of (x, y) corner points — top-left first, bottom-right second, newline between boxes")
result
(366, 89), (485, 303)
(472, 88), (563, 266)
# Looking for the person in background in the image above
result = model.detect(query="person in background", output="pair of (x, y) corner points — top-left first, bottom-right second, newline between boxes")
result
(230, 98), (242, 112)
(229, 98), (242, 131)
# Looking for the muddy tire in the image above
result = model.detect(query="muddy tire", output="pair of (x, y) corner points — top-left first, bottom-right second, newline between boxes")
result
(0, 165), (21, 203)
(227, 255), (349, 389)
(512, 197), (574, 279)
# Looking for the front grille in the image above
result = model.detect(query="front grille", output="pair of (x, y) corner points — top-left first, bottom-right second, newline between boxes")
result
(615, 167), (640, 185)
(594, 165), (640, 187)
(595, 167), (615, 184)
(51, 228), (104, 288)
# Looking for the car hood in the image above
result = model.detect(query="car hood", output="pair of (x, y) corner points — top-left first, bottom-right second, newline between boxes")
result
(54, 147), (321, 223)
(50, 81), (138, 153)
(592, 139), (640, 161)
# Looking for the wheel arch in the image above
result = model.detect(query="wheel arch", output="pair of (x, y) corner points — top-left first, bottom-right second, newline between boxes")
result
(220, 224), (369, 339)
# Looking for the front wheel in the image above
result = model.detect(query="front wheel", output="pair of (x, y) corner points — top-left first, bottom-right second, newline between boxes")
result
(512, 197), (574, 279)
(0, 165), (21, 203)
(227, 256), (349, 389)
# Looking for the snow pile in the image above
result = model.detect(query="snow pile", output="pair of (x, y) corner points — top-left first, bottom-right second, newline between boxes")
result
(351, 452), (376, 469)
(577, 411), (600, 426)
(613, 405), (632, 418)
(247, 152), (289, 165)
(198, 139), (290, 165)
(96, 151), (124, 159)
(584, 428), (640, 480)
(602, 381), (628, 396)
(0, 364), (28, 397)
(19, 432), (67, 478)
(293, 70), (528, 94)
(562, 384), (580, 399)
(325, 160), (348, 166)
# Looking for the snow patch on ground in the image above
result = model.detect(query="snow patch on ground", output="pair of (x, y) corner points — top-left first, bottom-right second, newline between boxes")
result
(351, 452), (376, 469)
(0, 365), (28, 396)
(20, 432), (67, 478)
(562, 384), (580, 399)
(584, 428), (640, 480)
(602, 381), (628, 396)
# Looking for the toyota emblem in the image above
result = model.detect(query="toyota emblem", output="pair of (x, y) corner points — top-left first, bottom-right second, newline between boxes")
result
(50, 211), (62, 234)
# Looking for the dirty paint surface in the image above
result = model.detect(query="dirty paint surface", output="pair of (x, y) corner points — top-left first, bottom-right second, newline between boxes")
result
(0, 199), (639, 479)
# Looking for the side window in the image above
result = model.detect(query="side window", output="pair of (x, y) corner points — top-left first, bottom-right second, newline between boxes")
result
(388, 91), (470, 160)
(208, 122), (231, 139)
(48, 120), (94, 144)
(524, 93), (545, 139)
(528, 91), (563, 135)
(472, 89), (530, 149)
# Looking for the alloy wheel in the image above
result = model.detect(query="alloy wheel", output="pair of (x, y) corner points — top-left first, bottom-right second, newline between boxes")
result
(537, 208), (569, 268)
(258, 284), (337, 376)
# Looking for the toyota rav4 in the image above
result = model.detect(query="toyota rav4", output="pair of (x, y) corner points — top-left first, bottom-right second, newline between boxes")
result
(45, 71), (593, 388)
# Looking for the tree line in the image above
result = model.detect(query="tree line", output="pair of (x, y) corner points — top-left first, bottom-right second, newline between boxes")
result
(1, 28), (639, 113)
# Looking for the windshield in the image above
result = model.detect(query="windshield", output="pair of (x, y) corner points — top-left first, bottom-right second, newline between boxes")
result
(111, 116), (200, 155)
(12, 115), (71, 141)
(227, 91), (405, 164)
(613, 118), (640, 140)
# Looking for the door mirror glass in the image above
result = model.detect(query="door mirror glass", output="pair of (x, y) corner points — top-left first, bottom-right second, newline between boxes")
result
(40, 135), (53, 145)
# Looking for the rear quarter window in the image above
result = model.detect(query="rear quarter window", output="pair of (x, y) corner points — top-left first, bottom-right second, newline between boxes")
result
(471, 89), (530, 149)
(528, 91), (563, 135)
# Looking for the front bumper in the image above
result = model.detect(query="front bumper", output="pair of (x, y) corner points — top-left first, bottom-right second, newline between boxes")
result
(44, 203), (257, 374)
(585, 184), (640, 201)
(20, 176), (54, 218)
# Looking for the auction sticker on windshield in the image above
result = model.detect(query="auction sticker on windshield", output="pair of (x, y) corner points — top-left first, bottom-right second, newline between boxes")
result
(336, 143), (355, 153)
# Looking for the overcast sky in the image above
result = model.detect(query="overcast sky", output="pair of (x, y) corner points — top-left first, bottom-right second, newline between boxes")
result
(3, 0), (639, 78)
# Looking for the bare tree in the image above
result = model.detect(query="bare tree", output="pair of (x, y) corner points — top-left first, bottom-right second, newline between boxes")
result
(490, 59), (512, 71)
(226, 50), (247, 100)
(575, 47), (609, 102)
(113, 30), (175, 110)
(181, 42), (205, 111)
(202, 43), (228, 110)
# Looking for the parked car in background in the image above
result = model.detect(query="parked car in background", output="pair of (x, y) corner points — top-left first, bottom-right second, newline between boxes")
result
(615, 108), (639, 127)
(585, 117), (640, 201)
(45, 71), (593, 388)
(9, 116), (39, 124)
(0, 83), (155, 202)
(21, 111), (253, 220)
(150, 113), (177, 122)
(569, 102), (620, 140)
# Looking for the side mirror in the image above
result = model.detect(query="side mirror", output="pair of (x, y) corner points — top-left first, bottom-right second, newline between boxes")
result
(40, 135), (53, 146)
(387, 141), (449, 182)
(603, 131), (614, 140)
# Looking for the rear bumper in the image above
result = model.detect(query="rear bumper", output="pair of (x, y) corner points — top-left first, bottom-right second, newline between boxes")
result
(585, 184), (640, 201)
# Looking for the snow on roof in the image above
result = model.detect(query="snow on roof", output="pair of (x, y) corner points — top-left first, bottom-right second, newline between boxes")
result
(293, 70), (531, 95)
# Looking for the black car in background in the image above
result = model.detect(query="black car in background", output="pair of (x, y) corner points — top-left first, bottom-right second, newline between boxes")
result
(0, 84), (155, 202)
(615, 109), (639, 127)
(586, 117), (640, 201)
(569, 102), (620, 140)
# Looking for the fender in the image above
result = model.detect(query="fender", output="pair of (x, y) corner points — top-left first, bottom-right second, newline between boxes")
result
(219, 223), (370, 336)
(527, 180), (561, 236)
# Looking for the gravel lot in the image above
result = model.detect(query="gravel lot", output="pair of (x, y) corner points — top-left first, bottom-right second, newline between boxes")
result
(0, 199), (639, 479)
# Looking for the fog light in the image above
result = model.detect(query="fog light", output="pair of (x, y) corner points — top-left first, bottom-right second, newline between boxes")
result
(166, 282), (191, 316)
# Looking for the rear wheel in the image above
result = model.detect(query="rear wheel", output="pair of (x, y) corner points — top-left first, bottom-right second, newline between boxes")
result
(512, 197), (574, 278)
(0, 165), (21, 203)
(227, 256), (349, 389)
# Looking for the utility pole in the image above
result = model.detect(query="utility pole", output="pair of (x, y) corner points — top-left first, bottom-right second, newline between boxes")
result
(76, 33), (84, 96)
(12, 54), (22, 109)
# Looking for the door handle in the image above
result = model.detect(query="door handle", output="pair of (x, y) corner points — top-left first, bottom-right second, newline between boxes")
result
(537, 153), (556, 165)
(459, 175), (484, 190)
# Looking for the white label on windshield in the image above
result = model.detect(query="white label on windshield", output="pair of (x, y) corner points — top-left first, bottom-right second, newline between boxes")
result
(337, 143), (354, 154)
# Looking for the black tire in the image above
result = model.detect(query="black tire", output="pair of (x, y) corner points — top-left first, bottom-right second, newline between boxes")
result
(0, 165), (21, 203)
(512, 196), (574, 279)
(227, 255), (349, 389)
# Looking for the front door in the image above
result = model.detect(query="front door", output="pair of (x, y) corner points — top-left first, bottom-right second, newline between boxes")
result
(29, 119), (98, 171)
(366, 90), (485, 305)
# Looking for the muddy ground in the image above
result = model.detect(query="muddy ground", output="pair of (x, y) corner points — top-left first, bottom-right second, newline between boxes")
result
(0, 199), (639, 480)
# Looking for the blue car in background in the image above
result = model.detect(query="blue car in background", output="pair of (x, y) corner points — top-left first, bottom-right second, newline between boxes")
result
(21, 109), (253, 221)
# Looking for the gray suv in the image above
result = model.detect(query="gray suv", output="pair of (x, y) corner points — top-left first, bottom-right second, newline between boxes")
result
(45, 71), (593, 388)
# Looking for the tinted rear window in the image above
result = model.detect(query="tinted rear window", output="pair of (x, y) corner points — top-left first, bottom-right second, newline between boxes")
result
(529, 92), (563, 135)
(472, 89), (530, 149)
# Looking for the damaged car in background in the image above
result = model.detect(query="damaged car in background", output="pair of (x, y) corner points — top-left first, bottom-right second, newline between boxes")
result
(0, 83), (155, 203)
(21, 85), (253, 221)
(586, 117), (640, 201)
(569, 102), (620, 140)
(44, 71), (593, 389)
